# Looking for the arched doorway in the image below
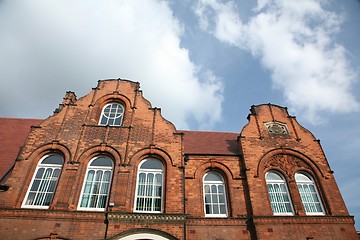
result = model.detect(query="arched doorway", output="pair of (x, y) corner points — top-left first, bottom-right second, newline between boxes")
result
(119, 233), (171, 240)
(110, 228), (178, 240)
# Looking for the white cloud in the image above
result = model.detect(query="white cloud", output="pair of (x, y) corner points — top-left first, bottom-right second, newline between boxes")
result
(0, 0), (223, 129)
(194, 0), (359, 124)
(194, 0), (244, 46)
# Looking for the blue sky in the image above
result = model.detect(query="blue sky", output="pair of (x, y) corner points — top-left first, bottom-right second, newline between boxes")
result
(0, 0), (359, 230)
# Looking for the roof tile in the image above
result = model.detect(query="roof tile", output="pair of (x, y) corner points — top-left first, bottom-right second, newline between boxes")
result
(0, 118), (42, 179)
(180, 130), (240, 155)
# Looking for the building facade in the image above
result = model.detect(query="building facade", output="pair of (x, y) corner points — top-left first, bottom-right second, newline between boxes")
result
(0, 79), (357, 239)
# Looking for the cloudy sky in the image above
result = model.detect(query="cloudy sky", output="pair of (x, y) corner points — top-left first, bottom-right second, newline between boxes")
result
(0, 0), (359, 229)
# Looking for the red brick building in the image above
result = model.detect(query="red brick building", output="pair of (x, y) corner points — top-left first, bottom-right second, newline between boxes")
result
(0, 79), (357, 239)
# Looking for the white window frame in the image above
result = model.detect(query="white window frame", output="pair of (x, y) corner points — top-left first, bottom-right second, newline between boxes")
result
(78, 156), (113, 211)
(134, 158), (164, 213)
(295, 172), (325, 215)
(22, 154), (64, 209)
(265, 171), (294, 215)
(203, 172), (228, 217)
(98, 102), (124, 126)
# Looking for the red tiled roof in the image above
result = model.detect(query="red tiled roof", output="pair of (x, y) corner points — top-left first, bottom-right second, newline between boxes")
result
(0, 118), (42, 179)
(180, 130), (240, 155)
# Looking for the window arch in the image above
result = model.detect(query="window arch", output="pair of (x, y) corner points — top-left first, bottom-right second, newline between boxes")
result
(78, 156), (113, 211)
(99, 102), (124, 126)
(22, 154), (64, 208)
(295, 172), (324, 215)
(265, 171), (293, 215)
(203, 171), (228, 217)
(134, 158), (164, 213)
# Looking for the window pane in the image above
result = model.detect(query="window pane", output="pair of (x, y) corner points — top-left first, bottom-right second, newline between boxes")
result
(213, 205), (219, 214)
(155, 174), (162, 185)
(204, 172), (222, 182)
(154, 199), (161, 211)
(211, 185), (217, 194)
(91, 157), (113, 167)
(99, 103), (124, 126)
(95, 170), (103, 181)
(35, 168), (45, 178)
(266, 172), (283, 181)
(139, 173), (146, 183)
(219, 193), (225, 203)
(295, 173), (324, 214)
(87, 170), (95, 181)
(80, 194), (89, 207)
(93, 182), (100, 194)
(203, 172), (227, 217)
(83, 182), (92, 194)
(265, 171), (293, 214)
(97, 195), (107, 208)
(147, 173), (154, 184)
(100, 117), (108, 125)
(30, 180), (40, 191)
(140, 159), (163, 170)
(114, 117), (121, 125)
(48, 180), (57, 192)
(41, 155), (63, 165)
(204, 193), (211, 203)
(26, 193), (36, 205)
(220, 205), (226, 214)
(135, 159), (163, 212)
(138, 182), (145, 196)
(24, 157), (64, 208)
(100, 182), (109, 194)
(90, 195), (98, 208)
(79, 158), (113, 210)
(155, 186), (162, 197)
(43, 193), (53, 206)
(34, 192), (45, 205)
(213, 193), (219, 203)
(205, 204), (211, 214)
(53, 168), (60, 178)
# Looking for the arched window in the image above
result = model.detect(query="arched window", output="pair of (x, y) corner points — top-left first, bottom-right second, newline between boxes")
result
(78, 156), (113, 211)
(203, 172), (228, 217)
(265, 171), (293, 215)
(22, 154), (64, 208)
(295, 172), (324, 215)
(99, 102), (124, 126)
(134, 158), (164, 213)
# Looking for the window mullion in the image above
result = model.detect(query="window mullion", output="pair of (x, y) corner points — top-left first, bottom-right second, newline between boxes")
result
(39, 168), (52, 206)
(89, 170), (96, 208)
(151, 173), (156, 211)
(144, 172), (149, 212)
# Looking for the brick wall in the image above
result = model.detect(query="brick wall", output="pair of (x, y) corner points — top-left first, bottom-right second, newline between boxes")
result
(0, 80), (357, 239)
(0, 80), (185, 239)
(239, 104), (357, 239)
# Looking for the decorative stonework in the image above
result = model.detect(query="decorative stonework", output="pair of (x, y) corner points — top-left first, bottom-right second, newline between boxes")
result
(186, 216), (248, 225)
(265, 122), (289, 135)
(253, 215), (355, 224)
(264, 154), (311, 179)
(108, 212), (186, 223)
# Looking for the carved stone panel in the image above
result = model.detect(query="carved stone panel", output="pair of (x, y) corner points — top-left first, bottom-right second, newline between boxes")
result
(265, 122), (289, 135)
(264, 154), (310, 179)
